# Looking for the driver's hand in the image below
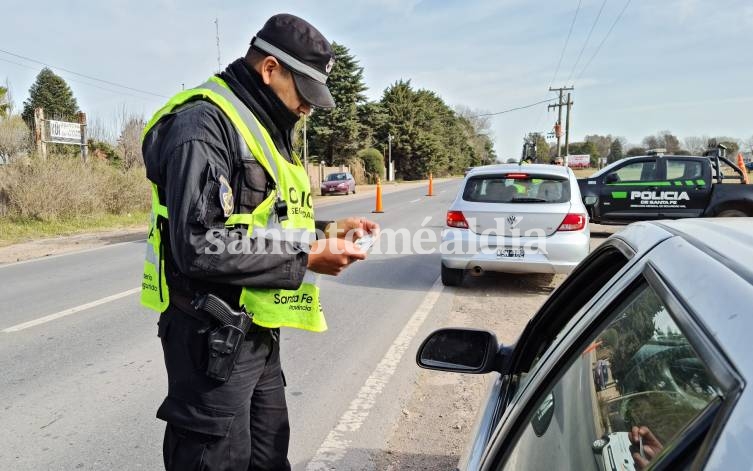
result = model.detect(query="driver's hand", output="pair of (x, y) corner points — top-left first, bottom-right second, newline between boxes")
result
(629, 426), (663, 470)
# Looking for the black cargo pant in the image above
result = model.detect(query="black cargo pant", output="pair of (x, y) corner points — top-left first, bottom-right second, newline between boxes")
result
(157, 305), (291, 471)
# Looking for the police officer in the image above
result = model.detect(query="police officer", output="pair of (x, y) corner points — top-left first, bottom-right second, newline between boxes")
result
(141, 14), (378, 470)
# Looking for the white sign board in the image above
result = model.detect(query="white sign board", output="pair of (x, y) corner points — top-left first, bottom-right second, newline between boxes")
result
(567, 154), (591, 168)
(49, 120), (81, 141)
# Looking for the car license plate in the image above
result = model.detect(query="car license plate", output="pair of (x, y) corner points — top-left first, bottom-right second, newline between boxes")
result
(497, 248), (525, 258)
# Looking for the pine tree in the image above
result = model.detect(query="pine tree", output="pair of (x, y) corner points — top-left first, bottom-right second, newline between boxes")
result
(21, 68), (79, 125)
(307, 43), (367, 165)
(608, 139), (624, 163)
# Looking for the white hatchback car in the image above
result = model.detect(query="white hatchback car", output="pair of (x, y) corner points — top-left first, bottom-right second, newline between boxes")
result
(441, 164), (590, 286)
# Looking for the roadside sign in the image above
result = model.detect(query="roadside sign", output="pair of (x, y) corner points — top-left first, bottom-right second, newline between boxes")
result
(48, 119), (82, 142)
(567, 154), (591, 168)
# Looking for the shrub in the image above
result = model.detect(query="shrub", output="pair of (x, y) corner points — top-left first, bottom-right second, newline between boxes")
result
(0, 155), (150, 221)
(357, 148), (385, 183)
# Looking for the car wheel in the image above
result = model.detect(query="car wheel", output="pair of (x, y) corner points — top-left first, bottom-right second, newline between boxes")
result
(717, 209), (747, 217)
(441, 264), (464, 286)
(352, 187), (356, 194)
(591, 436), (609, 453)
(321, 191), (326, 196)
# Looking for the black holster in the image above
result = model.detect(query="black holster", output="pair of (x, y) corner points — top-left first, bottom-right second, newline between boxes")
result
(192, 294), (253, 382)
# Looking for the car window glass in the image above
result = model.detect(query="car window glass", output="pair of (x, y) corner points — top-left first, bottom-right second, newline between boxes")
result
(667, 160), (703, 181)
(504, 246), (630, 412)
(607, 161), (657, 183)
(463, 175), (570, 203)
(500, 282), (723, 471)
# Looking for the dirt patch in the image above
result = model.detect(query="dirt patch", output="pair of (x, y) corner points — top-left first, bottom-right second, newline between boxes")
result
(0, 227), (146, 264)
(374, 272), (563, 470)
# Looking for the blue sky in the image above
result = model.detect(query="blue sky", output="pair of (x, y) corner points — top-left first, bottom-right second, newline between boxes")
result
(2, 0), (751, 159)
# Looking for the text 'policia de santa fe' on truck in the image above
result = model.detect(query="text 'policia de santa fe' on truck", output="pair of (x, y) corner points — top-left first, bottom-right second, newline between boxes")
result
(577, 146), (753, 225)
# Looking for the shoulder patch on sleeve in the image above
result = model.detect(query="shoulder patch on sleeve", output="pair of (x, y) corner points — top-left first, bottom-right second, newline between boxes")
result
(219, 175), (234, 217)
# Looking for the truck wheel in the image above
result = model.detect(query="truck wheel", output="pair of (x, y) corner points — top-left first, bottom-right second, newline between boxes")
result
(441, 264), (465, 286)
(718, 209), (747, 217)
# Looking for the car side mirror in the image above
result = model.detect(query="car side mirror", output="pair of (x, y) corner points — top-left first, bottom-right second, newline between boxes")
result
(605, 173), (619, 184)
(416, 328), (513, 375)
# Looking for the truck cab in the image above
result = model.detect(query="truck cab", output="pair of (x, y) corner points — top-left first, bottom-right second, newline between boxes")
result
(579, 155), (714, 224)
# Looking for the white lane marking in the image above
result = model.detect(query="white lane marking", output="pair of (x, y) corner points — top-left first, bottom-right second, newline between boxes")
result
(0, 239), (146, 269)
(306, 277), (444, 470)
(409, 198), (421, 203)
(2, 287), (141, 333)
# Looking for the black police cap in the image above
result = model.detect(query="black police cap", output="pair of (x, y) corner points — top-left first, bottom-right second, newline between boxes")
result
(251, 14), (336, 109)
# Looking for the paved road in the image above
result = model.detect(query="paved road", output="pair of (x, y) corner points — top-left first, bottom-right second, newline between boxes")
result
(0, 180), (461, 470)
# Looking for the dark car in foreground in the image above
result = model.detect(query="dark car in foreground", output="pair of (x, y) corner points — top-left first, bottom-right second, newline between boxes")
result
(578, 153), (753, 224)
(418, 218), (751, 470)
(320, 172), (356, 195)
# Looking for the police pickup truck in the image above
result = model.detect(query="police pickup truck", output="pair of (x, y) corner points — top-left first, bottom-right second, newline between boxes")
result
(578, 151), (753, 224)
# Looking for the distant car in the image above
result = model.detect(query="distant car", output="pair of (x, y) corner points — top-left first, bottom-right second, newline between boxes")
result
(440, 164), (590, 286)
(320, 172), (355, 195)
(745, 161), (753, 171)
(418, 218), (751, 470)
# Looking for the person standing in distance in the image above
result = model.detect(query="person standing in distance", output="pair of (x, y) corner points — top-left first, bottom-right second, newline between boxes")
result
(141, 13), (378, 470)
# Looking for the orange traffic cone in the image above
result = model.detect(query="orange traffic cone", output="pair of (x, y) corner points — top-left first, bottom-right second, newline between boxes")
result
(737, 153), (749, 184)
(426, 172), (434, 196)
(372, 177), (384, 213)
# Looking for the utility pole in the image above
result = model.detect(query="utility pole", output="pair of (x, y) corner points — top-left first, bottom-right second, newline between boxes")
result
(388, 133), (393, 181)
(564, 92), (574, 158)
(548, 86), (573, 158)
(215, 18), (222, 73)
(303, 114), (308, 171)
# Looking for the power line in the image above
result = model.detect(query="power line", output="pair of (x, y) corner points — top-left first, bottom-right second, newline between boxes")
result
(0, 56), (153, 101)
(473, 98), (559, 117)
(548, 0), (582, 89)
(565, 0), (608, 84)
(535, 0), (582, 133)
(575, 0), (633, 83)
(0, 48), (167, 98)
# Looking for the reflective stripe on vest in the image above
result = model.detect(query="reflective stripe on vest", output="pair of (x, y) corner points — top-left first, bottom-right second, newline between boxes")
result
(140, 76), (326, 332)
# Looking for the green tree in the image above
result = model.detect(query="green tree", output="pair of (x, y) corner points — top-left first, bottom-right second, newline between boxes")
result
(626, 146), (647, 157)
(568, 141), (599, 166)
(527, 133), (550, 162)
(307, 43), (367, 165)
(22, 68), (79, 125)
(585, 134), (613, 160)
(357, 147), (384, 182)
(377, 80), (464, 179)
(0, 86), (10, 118)
(608, 139), (624, 163)
(356, 101), (388, 150)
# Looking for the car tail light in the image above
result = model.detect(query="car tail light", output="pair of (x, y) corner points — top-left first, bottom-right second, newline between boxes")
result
(558, 213), (587, 231)
(506, 173), (529, 179)
(446, 211), (469, 229)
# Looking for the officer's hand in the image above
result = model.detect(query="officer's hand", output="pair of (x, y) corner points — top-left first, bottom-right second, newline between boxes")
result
(327, 217), (380, 241)
(307, 238), (366, 275)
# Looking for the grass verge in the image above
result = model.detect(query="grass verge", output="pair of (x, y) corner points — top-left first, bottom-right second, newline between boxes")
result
(0, 211), (149, 247)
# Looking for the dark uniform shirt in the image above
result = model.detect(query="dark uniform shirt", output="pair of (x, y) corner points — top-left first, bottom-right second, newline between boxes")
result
(142, 58), (325, 306)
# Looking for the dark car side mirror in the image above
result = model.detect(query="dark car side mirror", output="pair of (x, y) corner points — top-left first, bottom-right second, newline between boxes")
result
(605, 173), (619, 184)
(416, 328), (513, 375)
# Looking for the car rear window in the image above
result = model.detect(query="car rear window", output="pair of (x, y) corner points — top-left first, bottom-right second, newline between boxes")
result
(462, 175), (571, 203)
